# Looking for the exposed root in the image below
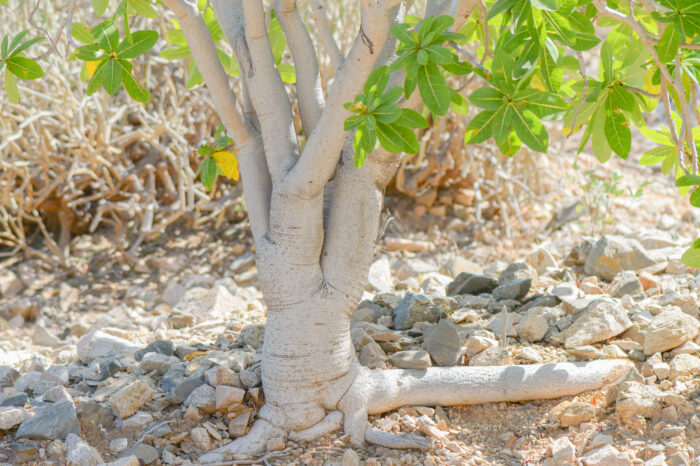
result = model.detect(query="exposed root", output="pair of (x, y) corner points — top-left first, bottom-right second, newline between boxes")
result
(365, 426), (430, 450)
(199, 418), (285, 464)
(289, 410), (343, 442)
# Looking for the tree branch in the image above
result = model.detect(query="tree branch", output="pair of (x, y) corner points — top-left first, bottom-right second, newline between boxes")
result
(274, 0), (325, 136)
(308, 0), (344, 72)
(283, 0), (398, 199)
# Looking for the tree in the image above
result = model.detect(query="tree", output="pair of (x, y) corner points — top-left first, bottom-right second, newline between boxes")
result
(1, 0), (698, 461)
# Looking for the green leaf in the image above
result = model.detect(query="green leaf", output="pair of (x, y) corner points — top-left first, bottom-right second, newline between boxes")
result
(531, 0), (559, 11)
(487, 0), (519, 20)
(417, 49), (429, 65)
(8, 30), (28, 55)
(128, 0), (157, 18)
(655, 25), (680, 64)
(610, 85), (635, 112)
(161, 46), (190, 61)
(1, 35), (8, 58)
(465, 110), (499, 144)
(345, 114), (366, 131)
(498, 129), (522, 156)
(640, 145), (675, 165)
(511, 107), (548, 152)
(516, 90), (568, 120)
(469, 87), (505, 110)
(450, 89), (469, 115)
(364, 66), (390, 96)
(102, 59), (122, 95)
(186, 61), (203, 88)
(373, 104), (402, 123)
(117, 30), (157, 58)
(87, 59), (108, 95)
(391, 24), (416, 45)
(8, 37), (44, 58)
(604, 109), (631, 158)
(681, 247), (700, 268)
(93, 21), (119, 51)
(424, 45), (453, 64)
(376, 122), (419, 154)
(417, 64), (450, 116)
(72, 23), (95, 44)
(601, 42), (613, 82)
(591, 106), (612, 163)
(92, 0), (109, 15)
(116, 59), (150, 101)
(676, 175), (700, 187)
(539, 39), (562, 92)
(493, 105), (514, 146)
(396, 108), (429, 128)
(73, 44), (103, 60)
(690, 188), (700, 208)
(4, 70), (19, 103)
(6, 57), (43, 79)
(269, 17), (286, 65)
(200, 156), (217, 190)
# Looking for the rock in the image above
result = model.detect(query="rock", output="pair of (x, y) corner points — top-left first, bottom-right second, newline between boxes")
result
(468, 346), (508, 366)
(121, 444), (159, 465)
(442, 257), (482, 277)
(205, 366), (241, 388)
(527, 247), (557, 275)
(551, 436), (576, 464)
(32, 325), (62, 347)
(13, 371), (41, 393)
(0, 366), (20, 388)
(104, 456), (139, 466)
(584, 236), (656, 280)
(184, 384), (216, 413)
(388, 350), (432, 369)
(485, 312), (520, 338)
(616, 382), (662, 427)
(552, 282), (584, 300)
(567, 346), (607, 360)
(173, 286), (247, 324)
(342, 448), (361, 466)
(518, 346), (543, 362)
(166, 376), (204, 404)
(0, 270), (23, 297)
(229, 251), (255, 273)
(638, 272), (662, 292)
(358, 341), (388, 369)
(109, 381), (155, 419)
(644, 309), (699, 355)
(0, 406), (27, 429)
(65, 433), (103, 466)
(77, 331), (139, 364)
(668, 353), (700, 378)
(162, 280), (186, 307)
(16, 400), (80, 440)
(367, 256), (394, 293)
(191, 426), (211, 451)
(422, 319), (461, 367)
(609, 271), (644, 298)
(498, 262), (537, 285)
(76, 401), (114, 444)
(139, 352), (178, 375)
(671, 340), (700, 355)
(1, 392), (28, 407)
(135, 340), (175, 361)
(553, 401), (595, 427)
(652, 362), (670, 380)
(117, 412), (152, 433)
(228, 410), (251, 437)
(266, 437), (285, 452)
(516, 308), (551, 342)
(392, 293), (447, 330)
(564, 300), (632, 348)
(239, 324), (265, 349)
(446, 272), (498, 297)
(493, 279), (532, 301)
(215, 385), (245, 411)
(47, 439), (67, 457)
(42, 385), (72, 403)
(464, 335), (499, 359)
(239, 367), (260, 388)
(580, 445), (632, 466)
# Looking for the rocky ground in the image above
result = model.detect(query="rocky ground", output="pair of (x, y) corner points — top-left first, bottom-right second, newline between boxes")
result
(1, 152), (700, 465)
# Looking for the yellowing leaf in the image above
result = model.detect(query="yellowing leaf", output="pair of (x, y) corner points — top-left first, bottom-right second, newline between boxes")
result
(184, 351), (208, 361)
(87, 60), (100, 77)
(212, 150), (239, 181)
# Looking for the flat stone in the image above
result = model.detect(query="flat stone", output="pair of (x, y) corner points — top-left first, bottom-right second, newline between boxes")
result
(135, 340), (175, 361)
(42, 385), (72, 403)
(580, 445), (632, 466)
(121, 444), (159, 465)
(392, 293), (447, 330)
(493, 279), (532, 301)
(162, 280), (186, 307)
(0, 406), (27, 429)
(239, 367), (260, 388)
(422, 319), (461, 367)
(266, 437), (285, 452)
(468, 346), (508, 366)
(446, 273), (498, 297)
(1, 393), (28, 407)
(104, 456), (139, 466)
(485, 312), (520, 338)
(77, 331), (139, 364)
(116, 412), (152, 433)
(65, 433), (103, 466)
(16, 400), (80, 440)
(388, 350), (432, 369)
(564, 300), (631, 348)
(109, 380), (155, 419)
(342, 448), (361, 466)
(442, 257), (482, 277)
(0, 270), (23, 297)
(609, 271), (644, 298)
(498, 262), (537, 285)
(228, 410), (251, 437)
(215, 385), (245, 411)
(644, 309), (699, 355)
(139, 353), (179, 375)
(584, 235), (656, 281)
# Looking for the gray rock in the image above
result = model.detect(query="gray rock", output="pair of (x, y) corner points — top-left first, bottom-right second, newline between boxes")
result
(609, 271), (644, 298)
(173, 286), (247, 324)
(0, 366), (20, 388)
(13, 371), (41, 393)
(135, 340), (175, 362)
(184, 384), (216, 413)
(76, 401), (114, 445)
(166, 376), (204, 404)
(516, 307), (551, 342)
(32, 325), (62, 347)
(239, 367), (261, 388)
(519, 294), (560, 313)
(65, 433), (103, 466)
(644, 309), (700, 355)
(564, 300), (632, 348)
(498, 262), (537, 285)
(492, 279), (532, 301)
(0, 406), (27, 429)
(239, 324), (265, 349)
(584, 235), (656, 280)
(77, 331), (139, 364)
(1, 393), (28, 407)
(229, 251), (255, 273)
(121, 444), (159, 465)
(162, 280), (186, 307)
(468, 346), (509, 366)
(422, 320), (462, 367)
(0, 269), (23, 297)
(350, 302), (382, 327)
(139, 353), (179, 375)
(392, 293), (447, 330)
(358, 341), (387, 369)
(387, 350), (432, 369)
(446, 273), (497, 296)
(563, 239), (595, 266)
(42, 385), (72, 403)
(116, 412), (153, 433)
(16, 400), (80, 440)
(485, 312), (520, 337)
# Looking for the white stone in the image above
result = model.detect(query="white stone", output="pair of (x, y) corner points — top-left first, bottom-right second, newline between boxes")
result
(76, 330), (139, 364)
